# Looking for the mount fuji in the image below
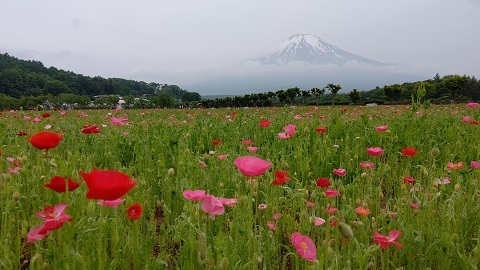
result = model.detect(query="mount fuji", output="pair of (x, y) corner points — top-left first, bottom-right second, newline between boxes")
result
(250, 34), (389, 66)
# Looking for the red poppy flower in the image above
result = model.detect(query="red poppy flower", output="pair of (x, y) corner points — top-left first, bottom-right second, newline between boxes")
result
(28, 131), (63, 151)
(42, 113), (51, 118)
(316, 177), (331, 188)
(401, 147), (417, 157)
(126, 203), (143, 220)
(259, 120), (271, 127)
(355, 206), (371, 216)
(315, 127), (327, 133)
(82, 125), (101, 134)
(80, 169), (138, 200)
(17, 131), (28, 136)
(403, 176), (415, 184)
(271, 170), (292, 185)
(212, 139), (221, 146)
(44, 176), (80, 193)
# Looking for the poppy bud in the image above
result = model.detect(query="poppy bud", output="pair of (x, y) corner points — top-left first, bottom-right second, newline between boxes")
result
(30, 253), (44, 268)
(433, 180), (439, 189)
(257, 255), (263, 264)
(220, 257), (229, 269)
(361, 172), (367, 179)
(339, 222), (354, 240)
(21, 155), (28, 163)
(12, 191), (20, 201)
(21, 226), (27, 239)
(455, 183), (461, 191)
(167, 168), (175, 177)
(338, 186), (345, 194)
(451, 233), (459, 244)
(49, 159), (57, 167)
(431, 147), (440, 158)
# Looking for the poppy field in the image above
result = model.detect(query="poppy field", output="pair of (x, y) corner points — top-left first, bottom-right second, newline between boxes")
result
(1, 103), (480, 269)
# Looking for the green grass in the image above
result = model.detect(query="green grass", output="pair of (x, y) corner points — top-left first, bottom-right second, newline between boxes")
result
(1, 104), (480, 269)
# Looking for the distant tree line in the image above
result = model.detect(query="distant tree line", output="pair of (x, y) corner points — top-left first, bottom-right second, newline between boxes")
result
(0, 53), (201, 110)
(1, 53), (479, 110)
(200, 73), (480, 108)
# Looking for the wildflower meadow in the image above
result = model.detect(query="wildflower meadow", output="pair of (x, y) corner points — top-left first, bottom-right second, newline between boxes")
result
(1, 103), (480, 269)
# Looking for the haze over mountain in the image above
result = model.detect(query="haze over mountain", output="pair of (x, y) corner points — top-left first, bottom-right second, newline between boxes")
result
(185, 34), (426, 95)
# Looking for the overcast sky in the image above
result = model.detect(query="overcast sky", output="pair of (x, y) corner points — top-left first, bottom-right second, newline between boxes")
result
(1, 0), (479, 93)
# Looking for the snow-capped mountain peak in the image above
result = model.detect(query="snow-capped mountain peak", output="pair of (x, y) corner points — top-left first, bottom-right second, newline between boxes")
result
(251, 34), (386, 66)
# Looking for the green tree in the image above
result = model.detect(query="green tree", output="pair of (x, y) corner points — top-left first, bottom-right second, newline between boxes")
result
(151, 93), (176, 108)
(325, 83), (342, 105)
(181, 91), (201, 102)
(349, 89), (360, 105)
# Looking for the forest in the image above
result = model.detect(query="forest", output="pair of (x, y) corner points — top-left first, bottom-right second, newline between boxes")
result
(1, 52), (479, 110)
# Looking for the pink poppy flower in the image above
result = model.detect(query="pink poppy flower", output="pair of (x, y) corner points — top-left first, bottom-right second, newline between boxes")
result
(258, 204), (268, 210)
(333, 168), (346, 177)
(272, 213), (283, 220)
(375, 125), (389, 132)
(291, 232), (317, 262)
(373, 230), (403, 249)
(110, 117), (128, 125)
(410, 201), (420, 209)
(277, 132), (290, 139)
(217, 154), (228, 160)
(247, 146), (258, 152)
(242, 140), (253, 145)
(435, 177), (451, 185)
(27, 224), (51, 243)
(325, 188), (340, 198)
(201, 195), (225, 219)
(283, 124), (297, 136)
(306, 201), (315, 208)
(266, 221), (277, 231)
(359, 161), (374, 170)
(471, 161), (480, 169)
(219, 198), (237, 207)
(234, 156), (272, 177)
(183, 190), (206, 201)
(98, 198), (126, 208)
(447, 162), (463, 170)
(325, 207), (337, 214)
(309, 216), (326, 226)
(366, 147), (384, 157)
(200, 161), (208, 167)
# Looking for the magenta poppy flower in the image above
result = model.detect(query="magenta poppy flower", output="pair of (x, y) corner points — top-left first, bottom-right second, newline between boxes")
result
(36, 204), (72, 231)
(182, 190), (206, 201)
(403, 176), (415, 184)
(447, 162), (463, 170)
(291, 232), (317, 262)
(471, 161), (480, 169)
(201, 195), (225, 219)
(234, 156), (272, 177)
(359, 161), (374, 170)
(467, 102), (479, 108)
(375, 125), (388, 132)
(373, 230), (403, 249)
(366, 147), (384, 157)
(325, 188), (340, 197)
(333, 168), (346, 177)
